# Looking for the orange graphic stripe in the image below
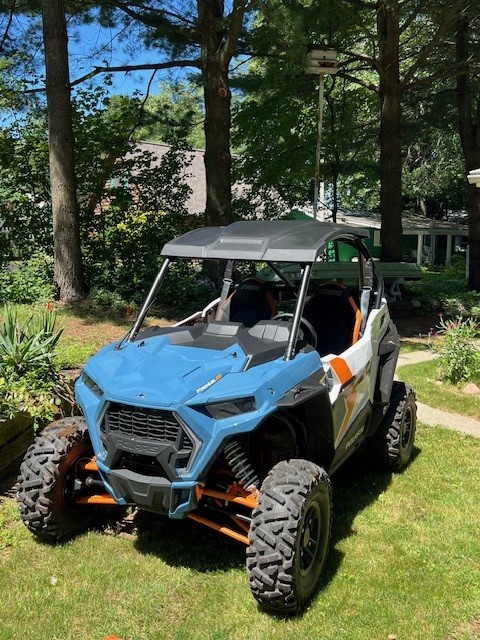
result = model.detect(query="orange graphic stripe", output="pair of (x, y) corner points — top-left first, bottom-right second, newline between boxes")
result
(76, 494), (118, 505)
(330, 357), (353, 385)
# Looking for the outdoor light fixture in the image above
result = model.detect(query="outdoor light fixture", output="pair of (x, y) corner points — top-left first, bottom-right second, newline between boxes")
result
(307, 47), (339, 222)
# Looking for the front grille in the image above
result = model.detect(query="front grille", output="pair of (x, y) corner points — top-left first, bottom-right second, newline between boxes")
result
(101, 402), (199, 477)
(102, 403), (191, 447)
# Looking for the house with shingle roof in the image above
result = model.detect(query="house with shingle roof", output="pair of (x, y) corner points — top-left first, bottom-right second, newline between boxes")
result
(129, 142), (251, 217)
(132, 142), (208, 216)
(115, 142), (469, 267)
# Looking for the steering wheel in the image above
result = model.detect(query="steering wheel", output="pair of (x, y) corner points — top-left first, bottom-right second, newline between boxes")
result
(272, 313), (317, 349)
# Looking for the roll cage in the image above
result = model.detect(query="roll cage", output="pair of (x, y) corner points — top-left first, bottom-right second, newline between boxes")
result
(122, 220), (384, 359)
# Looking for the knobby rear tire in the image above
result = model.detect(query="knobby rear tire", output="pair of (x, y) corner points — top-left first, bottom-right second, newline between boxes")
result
(372, 381), (417, 472)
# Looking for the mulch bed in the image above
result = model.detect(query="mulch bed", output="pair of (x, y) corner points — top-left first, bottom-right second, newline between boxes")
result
(393, 313), (438, 339)
(0, 468), (19, 501)
(387, 299), (439, 340)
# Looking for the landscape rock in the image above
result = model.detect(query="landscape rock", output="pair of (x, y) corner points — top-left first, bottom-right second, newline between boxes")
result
(462, 382), (480, 395)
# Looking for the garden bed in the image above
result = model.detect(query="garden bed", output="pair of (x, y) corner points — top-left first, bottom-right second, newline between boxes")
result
(0, 412), (34, 481)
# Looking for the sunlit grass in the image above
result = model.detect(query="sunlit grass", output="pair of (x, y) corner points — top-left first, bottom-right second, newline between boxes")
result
(1, 423), (479, 640)
(397, 359), (480, 418)
(0, 303), (176, 369)
(400, 339), (431, 353)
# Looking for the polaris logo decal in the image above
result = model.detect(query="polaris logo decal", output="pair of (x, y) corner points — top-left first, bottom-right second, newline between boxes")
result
(345, 427), (364, 451)
(196, 373), (223, 395)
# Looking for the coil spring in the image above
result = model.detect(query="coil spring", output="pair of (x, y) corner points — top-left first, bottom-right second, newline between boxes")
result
(223, 439), (259, 491)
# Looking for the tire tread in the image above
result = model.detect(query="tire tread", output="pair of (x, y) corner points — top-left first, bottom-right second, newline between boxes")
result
(247, 459), (332, 614)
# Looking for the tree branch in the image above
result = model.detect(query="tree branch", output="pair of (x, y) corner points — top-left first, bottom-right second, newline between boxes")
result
(222, 0), (257, 62)
(337, 0), (377, 9)
(0, 0), (16, 53)
(111, 0), (199, 42)
(70, 59), (202, 87)
(332, 0), (377, 39)
(336, 70), (379, 93)
(401, 0), (468, 89)
(116, 1), (197, 28)
(24, 59), (202, 93)
(399, 0), (429, 35)
(405, 58), (478, 92)
(342, 50), (382, 74)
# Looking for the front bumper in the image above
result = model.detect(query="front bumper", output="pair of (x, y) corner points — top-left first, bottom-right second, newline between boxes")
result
(107, 467), (199, 518)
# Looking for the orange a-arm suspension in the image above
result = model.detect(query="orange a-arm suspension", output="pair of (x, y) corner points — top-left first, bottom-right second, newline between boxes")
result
(188, 513), (250, 545)
(76, 457), (118, 505)
(76, 458), (258, 545)
(188, 483), (258, 546)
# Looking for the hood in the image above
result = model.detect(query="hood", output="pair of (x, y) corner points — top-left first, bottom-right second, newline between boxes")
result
(83, 336), (249, 408)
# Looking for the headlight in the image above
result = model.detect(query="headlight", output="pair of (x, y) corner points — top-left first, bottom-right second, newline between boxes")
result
(81, 372), (103, 397)
(204, 396), (256, 420)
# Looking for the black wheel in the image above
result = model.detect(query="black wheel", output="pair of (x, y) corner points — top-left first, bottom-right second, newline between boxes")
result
(371, 381), (417, 471)
(247, 459), (332, 614)
(17, 417), (110, 542)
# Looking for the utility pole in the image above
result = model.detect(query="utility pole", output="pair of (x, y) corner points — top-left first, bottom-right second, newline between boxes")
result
(306, 48), (339, 221)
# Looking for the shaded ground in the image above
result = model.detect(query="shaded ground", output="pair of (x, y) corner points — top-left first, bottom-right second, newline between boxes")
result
(390, 308), (438, 341)
(58, 307), (173, 353)
(60, 316), (127, 345)
(58, 304), (435, 343)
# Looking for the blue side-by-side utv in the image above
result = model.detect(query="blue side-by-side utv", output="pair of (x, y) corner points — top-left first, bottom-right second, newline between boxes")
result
(17, 220), (416, 614)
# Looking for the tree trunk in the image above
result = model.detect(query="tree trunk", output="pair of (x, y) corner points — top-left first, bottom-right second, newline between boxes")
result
(378, 0), (403, 262)
(198, 0), (232, 227)
(42, 0), (85, 301)
(456, 15), (480, 291)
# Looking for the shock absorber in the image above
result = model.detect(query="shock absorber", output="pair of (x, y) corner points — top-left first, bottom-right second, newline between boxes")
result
(223, 440), (259, 492)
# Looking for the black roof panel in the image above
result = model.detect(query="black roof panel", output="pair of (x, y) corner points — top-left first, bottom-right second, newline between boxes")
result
(161, 220), (368, 262)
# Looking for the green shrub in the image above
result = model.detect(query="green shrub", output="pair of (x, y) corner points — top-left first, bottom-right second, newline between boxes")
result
(0, 254), (55, 304)
(89, 288), (134, 315)
(85, 208), (212, 312)
(433, 315), (480, 385)
(0, 305), (71, 425)
(0, 304), (61, 376)
(404, 271), (480, 319)
(159, 260), (213, 313)
(442, 293), (480, 319)
(0, 374), (64, 423)
(444, 254), (467, 278)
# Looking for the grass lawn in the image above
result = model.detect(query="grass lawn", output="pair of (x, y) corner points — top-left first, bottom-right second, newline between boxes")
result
(399, 339), (431, 353)
(397, 359), (480, 419)
(0, 303), (175, 369)
(1, 423), (479, 640)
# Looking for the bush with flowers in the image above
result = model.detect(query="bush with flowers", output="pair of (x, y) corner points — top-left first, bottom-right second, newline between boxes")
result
(433, 314), (480, 386)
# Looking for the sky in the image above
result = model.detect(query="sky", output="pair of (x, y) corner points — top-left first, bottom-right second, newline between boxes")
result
(4, 12), (197, 100)
(66, 18), (197, 98)
(68, 21), (157, 96)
